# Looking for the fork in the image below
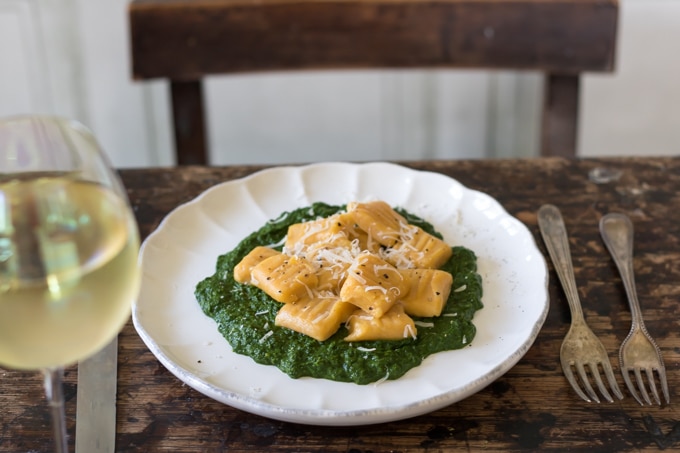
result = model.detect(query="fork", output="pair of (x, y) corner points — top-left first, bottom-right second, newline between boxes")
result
(599, 212), (670, 405)
(538, 204), (623, 403)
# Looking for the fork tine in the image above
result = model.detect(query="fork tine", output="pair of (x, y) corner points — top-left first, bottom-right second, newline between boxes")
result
(591, 363), (617, 403)
(602, 362), (624, 400)
(658, 368), (670, 404)
(646, 368), (662, 406)
(591, 368), (613, 403)
(563, 363), (598, 403)
(634, 368), (653, 405)
(625, 367), (669, 406)
(575, 362), (601, 403)
(622, 370), (645, 405)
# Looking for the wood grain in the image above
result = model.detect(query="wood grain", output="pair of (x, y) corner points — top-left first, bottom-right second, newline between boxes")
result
(170, 80), (208, 165)
(542, 74), (580, 158)
(3, 157), (680, 452)
(130, 0), (618, 78)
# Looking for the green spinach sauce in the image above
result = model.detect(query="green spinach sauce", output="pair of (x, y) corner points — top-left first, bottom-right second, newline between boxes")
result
(195, 202), (483, 385)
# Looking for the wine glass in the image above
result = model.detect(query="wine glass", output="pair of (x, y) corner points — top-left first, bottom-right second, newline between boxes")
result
(0, 115), (140, 452)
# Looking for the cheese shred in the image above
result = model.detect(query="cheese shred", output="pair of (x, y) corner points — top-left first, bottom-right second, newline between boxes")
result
(258, 330), (274, 344)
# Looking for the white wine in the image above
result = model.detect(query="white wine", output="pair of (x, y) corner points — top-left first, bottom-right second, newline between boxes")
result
(0, 177), (140, 370)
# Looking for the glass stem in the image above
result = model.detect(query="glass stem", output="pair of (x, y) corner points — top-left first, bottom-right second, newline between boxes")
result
(43, 367), (69, 453)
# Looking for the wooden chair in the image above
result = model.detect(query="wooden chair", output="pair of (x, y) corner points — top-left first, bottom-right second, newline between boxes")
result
(129, 0), (618, 165)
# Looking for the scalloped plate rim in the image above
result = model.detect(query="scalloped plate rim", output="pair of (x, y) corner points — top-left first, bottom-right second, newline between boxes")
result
(132, 161), (549, 426)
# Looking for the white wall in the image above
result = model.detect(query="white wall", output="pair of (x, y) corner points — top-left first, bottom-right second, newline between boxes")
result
(0, 0), (172, 167)
(580, 0), (680, 157)
(204, 69), (541, 166)
(0, 0), (678, 168)
(0, 1), (53, 118)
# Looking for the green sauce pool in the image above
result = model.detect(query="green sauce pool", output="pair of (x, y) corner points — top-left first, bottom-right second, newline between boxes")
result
(195, 202), (483, 385)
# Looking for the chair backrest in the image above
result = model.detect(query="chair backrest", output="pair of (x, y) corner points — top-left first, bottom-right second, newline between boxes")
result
(129, 0), (619, 165)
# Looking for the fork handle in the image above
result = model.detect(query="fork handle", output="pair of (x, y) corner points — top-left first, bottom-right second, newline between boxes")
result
(599, 213), (645, 328)
(537, 204), (585, 323)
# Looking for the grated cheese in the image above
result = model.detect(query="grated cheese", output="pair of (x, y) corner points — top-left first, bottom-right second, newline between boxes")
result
(295, 276), (315, 300)
(373, 371), (390, 385)
(403, 324), (417, 340)
(258, 330), (274, 343)
(312, 312), (327, 324)
(266, 235), (287, 249)
(356, 346), (376, 352)
(267, 211), (289, 224)
(349, 267), (367, 285)
(364, 285), (388, 294)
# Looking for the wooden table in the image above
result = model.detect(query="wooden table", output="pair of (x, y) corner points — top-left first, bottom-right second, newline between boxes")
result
(2, 157), (680, 452)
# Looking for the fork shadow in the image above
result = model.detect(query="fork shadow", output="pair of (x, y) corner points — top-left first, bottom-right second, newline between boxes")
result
(642, 416), (680, 450)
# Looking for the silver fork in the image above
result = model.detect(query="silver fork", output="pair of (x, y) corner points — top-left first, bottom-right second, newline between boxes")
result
(599, 212), (670, 405)
(538, 204), (623, 403)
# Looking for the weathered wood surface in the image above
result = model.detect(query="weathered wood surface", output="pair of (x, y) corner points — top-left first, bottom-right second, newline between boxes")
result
(129, 0), (618, 78)
(3, 157), (680, 452)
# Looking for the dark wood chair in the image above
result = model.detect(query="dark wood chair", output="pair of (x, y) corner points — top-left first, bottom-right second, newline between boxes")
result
(129, 0), (618, 165)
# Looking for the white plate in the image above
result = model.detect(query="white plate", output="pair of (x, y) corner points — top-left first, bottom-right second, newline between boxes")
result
(133, 162), (549, 426)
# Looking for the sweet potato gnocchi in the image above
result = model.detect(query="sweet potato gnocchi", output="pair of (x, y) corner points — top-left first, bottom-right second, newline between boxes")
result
(234, 201), (454, 341)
